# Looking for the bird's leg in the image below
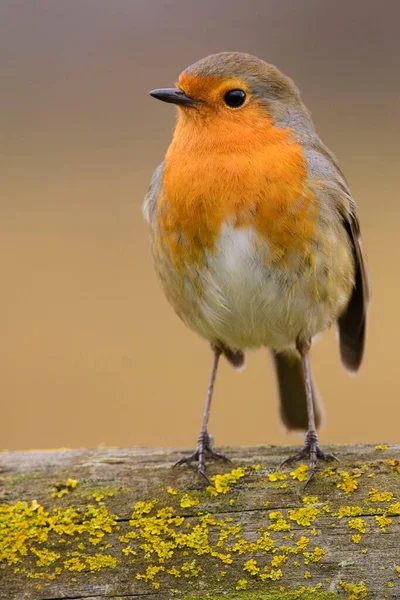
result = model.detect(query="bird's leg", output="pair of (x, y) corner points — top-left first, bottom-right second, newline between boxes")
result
(174, 345), (231, 483)
(281, 338), (338, 484)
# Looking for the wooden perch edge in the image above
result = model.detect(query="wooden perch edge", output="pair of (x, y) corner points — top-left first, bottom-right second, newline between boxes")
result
(0, 444), (399, 600)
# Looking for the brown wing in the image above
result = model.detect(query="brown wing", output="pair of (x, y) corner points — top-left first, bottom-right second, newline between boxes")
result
(308, 140), (370, 372)
(338, 206), (370, 372)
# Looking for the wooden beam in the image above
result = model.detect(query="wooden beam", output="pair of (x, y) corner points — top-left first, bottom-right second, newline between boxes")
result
(0, 444), (399, 599)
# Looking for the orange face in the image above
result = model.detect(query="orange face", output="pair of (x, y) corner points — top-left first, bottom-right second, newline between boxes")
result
(178, 72), (252, 109)
(157, 72), (319, 269)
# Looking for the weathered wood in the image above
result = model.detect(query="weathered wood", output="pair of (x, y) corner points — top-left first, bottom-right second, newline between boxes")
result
(0, 444), (399, 600)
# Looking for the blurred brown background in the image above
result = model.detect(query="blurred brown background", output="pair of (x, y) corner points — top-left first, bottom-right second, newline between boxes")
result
(1, 0), (399, 451)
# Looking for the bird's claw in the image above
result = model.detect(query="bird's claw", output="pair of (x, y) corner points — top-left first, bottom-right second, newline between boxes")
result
(280, 430), (339, 485)
(174, 430), (232, 483)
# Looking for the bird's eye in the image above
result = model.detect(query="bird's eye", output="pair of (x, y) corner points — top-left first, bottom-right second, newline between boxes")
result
(223, 89), (246, 108)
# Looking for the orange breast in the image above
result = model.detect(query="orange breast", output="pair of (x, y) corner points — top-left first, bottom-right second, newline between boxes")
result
(158, 105), (319, 268)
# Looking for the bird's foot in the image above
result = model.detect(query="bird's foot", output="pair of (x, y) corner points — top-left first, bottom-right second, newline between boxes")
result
(280, 430), (339, 485)
(174, 430), (232, 484)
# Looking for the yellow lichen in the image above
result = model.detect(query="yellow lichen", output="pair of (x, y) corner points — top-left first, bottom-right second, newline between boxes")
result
(337, 470), (359, 494)
(31, 548), (60, 568)
(387, 502), (400, 515)
(387, 458), (400, 473)
(259, 567), (283, 581)
(375, 444), (389, 451)
(243, 558), (259, 575)
(27, 572), (45, 580)
(235, 578), (248, 590)
(121, 545), (136, 556)
(304, 570), (311, 579)
(302, 496), (319, 504)
(136, 564), (165, 587)
(288, 507), (320, 527)
(303, 547), (325, 564)
(51, 479), (79, 499)
(181, 560), (202, 577)
(63, 557), (86, 572)
(271, 554), (288, 567)
(351, 534), (362, 544)
(85, 554), (117, 572)
(340, 580), (368, 600)
(131, 501), (157, 520)
(167, 488), (178, 495)
(375, 516), (392, 531)
(217, 523), (242, 548)
(321, 466), (335, 477)
(296, 536), (310, 551)
(0, 500), (117, 567)
(268, 511), (291, 532)
(255, 531), (275, 553)
(268, 471), (287, 482)
(206, 467), (246, 496)
(179, 494), (199, 509)
(348, 518), (367, 534)
(92, 493), (104, 503)
(336, 505), (363, 519)
(290, 464), (309, 482)
(368, 489), (393, 503)
(322, 502), (331, 513)
(231, 538), (256, 555)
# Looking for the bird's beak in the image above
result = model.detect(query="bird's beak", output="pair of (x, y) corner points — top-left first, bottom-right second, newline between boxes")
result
(149, 88), (199, 107)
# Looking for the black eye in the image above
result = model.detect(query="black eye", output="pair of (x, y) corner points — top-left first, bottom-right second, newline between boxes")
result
(224, 89), (246, 108)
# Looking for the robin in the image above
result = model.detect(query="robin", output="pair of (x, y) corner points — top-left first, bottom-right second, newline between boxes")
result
(143, 52), (369, 484)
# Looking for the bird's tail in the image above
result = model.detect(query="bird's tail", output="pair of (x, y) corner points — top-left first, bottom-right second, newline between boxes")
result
(271, 350), (322, 431)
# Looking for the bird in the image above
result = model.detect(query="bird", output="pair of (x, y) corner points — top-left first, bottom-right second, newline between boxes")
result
(143, 52), (369, 484)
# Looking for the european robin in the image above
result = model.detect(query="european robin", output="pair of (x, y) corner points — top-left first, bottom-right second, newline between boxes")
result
(144, 52), (369, 484)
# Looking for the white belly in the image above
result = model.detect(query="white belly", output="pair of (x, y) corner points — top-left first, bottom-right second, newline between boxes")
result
(176, 224), (350, 351)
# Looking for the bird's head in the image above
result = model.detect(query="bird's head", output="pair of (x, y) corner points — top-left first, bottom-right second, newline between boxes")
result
(149, 52), (312, 135)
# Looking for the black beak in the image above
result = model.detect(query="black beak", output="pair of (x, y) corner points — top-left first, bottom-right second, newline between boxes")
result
(149, 88), (199, 107)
